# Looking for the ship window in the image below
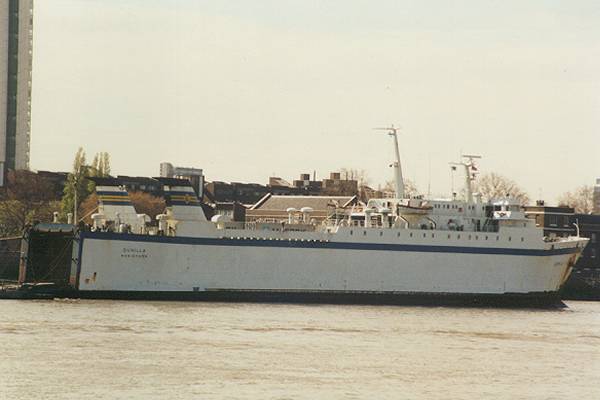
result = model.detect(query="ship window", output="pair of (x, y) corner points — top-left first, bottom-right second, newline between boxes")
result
(468, 235), (471, 240)
(363, 231), (367, 236)
(485, 236), (488, 240)
(423, 233), (426, 238)
(350, 230), (353, 235)
(508, 237), (512, 241)
(432, 233), (435, 238)
(475, 235), (478, 240)
(521, 237), (524, 242)
(397, 232), (401, 237)
(410, 233), (413, 238)
(448, 234), (451, 239)
(380, 231), (383, 237)
(457, 234), (461, 239)
(496, 236), (499, 241)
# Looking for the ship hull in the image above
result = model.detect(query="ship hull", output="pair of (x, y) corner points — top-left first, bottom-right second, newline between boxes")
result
(69, 288), (563, 308)
(69, 231), (582, 307)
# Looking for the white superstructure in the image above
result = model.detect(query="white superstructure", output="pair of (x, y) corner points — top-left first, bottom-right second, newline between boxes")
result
(64, 132), (588, 305)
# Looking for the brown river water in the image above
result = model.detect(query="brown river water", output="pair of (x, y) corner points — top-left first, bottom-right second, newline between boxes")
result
(1, 300), (599, 399)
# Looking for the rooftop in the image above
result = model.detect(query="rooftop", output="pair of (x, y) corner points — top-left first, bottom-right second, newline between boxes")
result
(251, 194), (358, 211)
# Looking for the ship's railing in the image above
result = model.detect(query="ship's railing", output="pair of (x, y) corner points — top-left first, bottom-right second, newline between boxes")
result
(219, 221), (317, 232)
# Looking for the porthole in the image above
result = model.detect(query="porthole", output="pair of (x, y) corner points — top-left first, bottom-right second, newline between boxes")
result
(363, 231), (367, 236)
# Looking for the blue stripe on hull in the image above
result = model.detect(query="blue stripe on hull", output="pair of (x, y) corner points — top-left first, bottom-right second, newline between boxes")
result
(80, 231), (579, 257)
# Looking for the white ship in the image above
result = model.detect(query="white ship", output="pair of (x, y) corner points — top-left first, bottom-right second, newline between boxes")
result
(19, 128), (588, 306)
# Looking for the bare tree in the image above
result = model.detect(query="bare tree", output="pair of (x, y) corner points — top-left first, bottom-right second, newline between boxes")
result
(383, 179), (419, 197)
(472, 173), (530, 205)
(339, 168), (370, 187)
(558, 185), (593, 214)
(0, 170), (59, 237)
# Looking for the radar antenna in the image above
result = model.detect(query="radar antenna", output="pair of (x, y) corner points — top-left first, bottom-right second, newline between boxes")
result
(374, 124), (404, 199)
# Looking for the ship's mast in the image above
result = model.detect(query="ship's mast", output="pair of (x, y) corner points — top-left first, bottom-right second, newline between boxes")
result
(375, 125), (404, 199)
(450, 154), (481, 203)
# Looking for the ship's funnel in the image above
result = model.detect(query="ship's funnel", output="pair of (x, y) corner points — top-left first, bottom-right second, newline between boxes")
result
(155, 177), (207, 222)
(88, 177), (143, 232)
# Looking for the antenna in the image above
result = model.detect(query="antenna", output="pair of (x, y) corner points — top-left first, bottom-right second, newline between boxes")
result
(374, 125), (405, 199)
(427, 154), (431, 197)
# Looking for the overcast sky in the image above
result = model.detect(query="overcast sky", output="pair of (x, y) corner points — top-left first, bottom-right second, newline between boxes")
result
(31, 0), (600, 203)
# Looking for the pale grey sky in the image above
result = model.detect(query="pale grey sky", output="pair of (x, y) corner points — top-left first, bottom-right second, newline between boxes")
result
(31, 0), (600, 203)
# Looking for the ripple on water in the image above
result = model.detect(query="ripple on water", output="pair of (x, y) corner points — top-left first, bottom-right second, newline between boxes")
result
(0, 300), (598, 400)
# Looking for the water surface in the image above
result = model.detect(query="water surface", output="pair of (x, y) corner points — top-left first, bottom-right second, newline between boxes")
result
(1, 300), (599, 399)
